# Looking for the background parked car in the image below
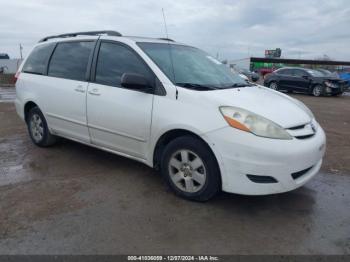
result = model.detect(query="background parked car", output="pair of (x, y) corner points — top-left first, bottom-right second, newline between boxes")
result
(0, 66), (8, 74)
(338, 72), (350, 87)
(0, 53), (10, 59)
(264, 67), (346, 96)
(236, 67), (260, 82)
(259, 68), (275, 77)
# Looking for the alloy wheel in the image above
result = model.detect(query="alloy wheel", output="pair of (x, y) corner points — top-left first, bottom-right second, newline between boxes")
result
(168, 149), (207, 193)
(30, 114), (44, 142)
(313, 86), (322, 96)
(269, 82), (278, 90)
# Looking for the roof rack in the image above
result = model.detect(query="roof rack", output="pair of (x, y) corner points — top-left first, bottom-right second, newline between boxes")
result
(158, 38), (175, 42)
(38, 30), (122, 43)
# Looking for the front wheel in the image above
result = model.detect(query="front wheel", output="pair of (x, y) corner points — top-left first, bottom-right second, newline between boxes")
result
(269, 81), (279, 91)
(312, 85), (323, 97)
(27, 107), (57, 147)
(161, 136), (220, 201)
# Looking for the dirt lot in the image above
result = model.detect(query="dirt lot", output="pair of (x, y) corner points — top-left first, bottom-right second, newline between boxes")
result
(291, 94), (350, 174)
(0, 88), (349, 254)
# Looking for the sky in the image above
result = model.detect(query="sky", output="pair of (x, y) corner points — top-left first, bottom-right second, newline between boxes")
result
(0, 0), (349, 61)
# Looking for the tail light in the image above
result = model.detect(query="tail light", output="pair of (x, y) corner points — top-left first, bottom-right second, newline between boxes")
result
(14, 71), (20, 84)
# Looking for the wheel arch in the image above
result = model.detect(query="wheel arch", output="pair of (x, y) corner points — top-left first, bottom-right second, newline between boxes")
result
(24, 101), (39, 123)
(152, 129), (220, 175)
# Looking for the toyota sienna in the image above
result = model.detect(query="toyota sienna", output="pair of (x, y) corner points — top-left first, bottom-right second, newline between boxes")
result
(15, 31), (326, 201)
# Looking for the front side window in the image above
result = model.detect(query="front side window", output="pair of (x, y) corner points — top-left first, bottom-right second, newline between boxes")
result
(137, 42), (248, 90)
(293, 69), (306, 77)
(22, 43), (55, 75)
(95, 42), (154, 87)
(48, 41), (94, 81)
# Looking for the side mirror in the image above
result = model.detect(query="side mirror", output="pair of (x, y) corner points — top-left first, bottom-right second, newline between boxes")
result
(121, 73), (152, 92)
(302, 75), (309, 80)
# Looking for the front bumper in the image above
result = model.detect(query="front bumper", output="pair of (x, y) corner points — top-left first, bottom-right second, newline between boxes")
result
(324, 85), (345, 95)
(202, 124), (326, 195)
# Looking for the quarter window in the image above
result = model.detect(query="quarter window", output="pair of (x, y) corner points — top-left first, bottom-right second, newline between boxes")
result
(95, 42), (154, 87)
(22, 43), (55, 75)
(48, 41), (94, 81)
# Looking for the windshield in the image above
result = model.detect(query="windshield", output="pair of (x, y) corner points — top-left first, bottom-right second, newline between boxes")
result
(318, 69), (332, 76)
(306, 69), (325, 77)
(137, 42), (249, 90)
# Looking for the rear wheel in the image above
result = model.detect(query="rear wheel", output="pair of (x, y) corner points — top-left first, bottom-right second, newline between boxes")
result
(269, 81), (278, 91)
(27, 107), (57, 147)
(161, 136), (220, 201)
(312, 85), (323, 97)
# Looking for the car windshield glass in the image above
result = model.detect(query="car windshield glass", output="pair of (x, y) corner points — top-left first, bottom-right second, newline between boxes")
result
(306, 69), (324, 77)
(137, 42), (248, 90)
(317, 70), (333, 76)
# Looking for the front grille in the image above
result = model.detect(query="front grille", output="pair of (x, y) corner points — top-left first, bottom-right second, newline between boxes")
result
(291, 166), (313, 180)
(295, 134), (314, 139)
(288, 124), (305, 130)
(287, 122), (315, 139)
(246, 175), (278, 184)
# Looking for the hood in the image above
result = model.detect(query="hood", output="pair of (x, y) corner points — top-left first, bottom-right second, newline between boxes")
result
(203, 85), (312, 128)
(313, 76), (342, 82)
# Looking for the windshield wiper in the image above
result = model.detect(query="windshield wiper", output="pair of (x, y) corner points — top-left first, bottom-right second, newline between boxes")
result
(222, 83), (254, 89)
(176, 83), (218, 91)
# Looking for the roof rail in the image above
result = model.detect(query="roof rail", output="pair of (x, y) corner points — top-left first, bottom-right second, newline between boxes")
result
(158, 38), (175, 42)
(38, 30), (122, 43)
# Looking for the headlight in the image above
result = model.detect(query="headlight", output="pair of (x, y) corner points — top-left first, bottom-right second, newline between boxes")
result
(324, 81), (336, 88)
(219, 106), (292, 140)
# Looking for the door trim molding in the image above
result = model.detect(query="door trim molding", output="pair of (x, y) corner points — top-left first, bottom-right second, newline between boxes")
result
(46, 113), (86, 126)
(47, 113), (147, 142)
(88, 124), (147, 142)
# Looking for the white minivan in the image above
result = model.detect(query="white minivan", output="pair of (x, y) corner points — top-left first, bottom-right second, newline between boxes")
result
(15, 31), (326, 201)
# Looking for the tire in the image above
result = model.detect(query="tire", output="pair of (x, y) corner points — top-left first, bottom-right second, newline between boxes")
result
(160, 136), (220, 202)
(26, 106), (57, 147)
(311, 85), (323, 97)
(269, 81), (278, 91)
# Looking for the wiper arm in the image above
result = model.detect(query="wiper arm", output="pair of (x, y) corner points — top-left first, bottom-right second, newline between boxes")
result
(231, 83), (253, 87)
(176, 83), (218, 90)
(220, 83), (254, 89)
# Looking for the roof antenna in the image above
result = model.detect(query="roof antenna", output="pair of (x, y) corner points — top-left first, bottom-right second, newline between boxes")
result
(162, 8), (169, 39)
(161, 8), (177, 97)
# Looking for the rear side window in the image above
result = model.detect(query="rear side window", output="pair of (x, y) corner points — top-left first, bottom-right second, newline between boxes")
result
(48, 41), (94, 81)
(95, 42), (154, 87)
(22, 43), (55, 75)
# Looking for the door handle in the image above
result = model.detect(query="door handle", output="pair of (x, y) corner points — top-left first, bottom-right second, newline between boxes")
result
(74, 85), (86, 93)
(88, 88), (101, 96)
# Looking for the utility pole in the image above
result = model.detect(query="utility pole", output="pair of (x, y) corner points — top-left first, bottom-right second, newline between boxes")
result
(19, 44), (23, 60)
